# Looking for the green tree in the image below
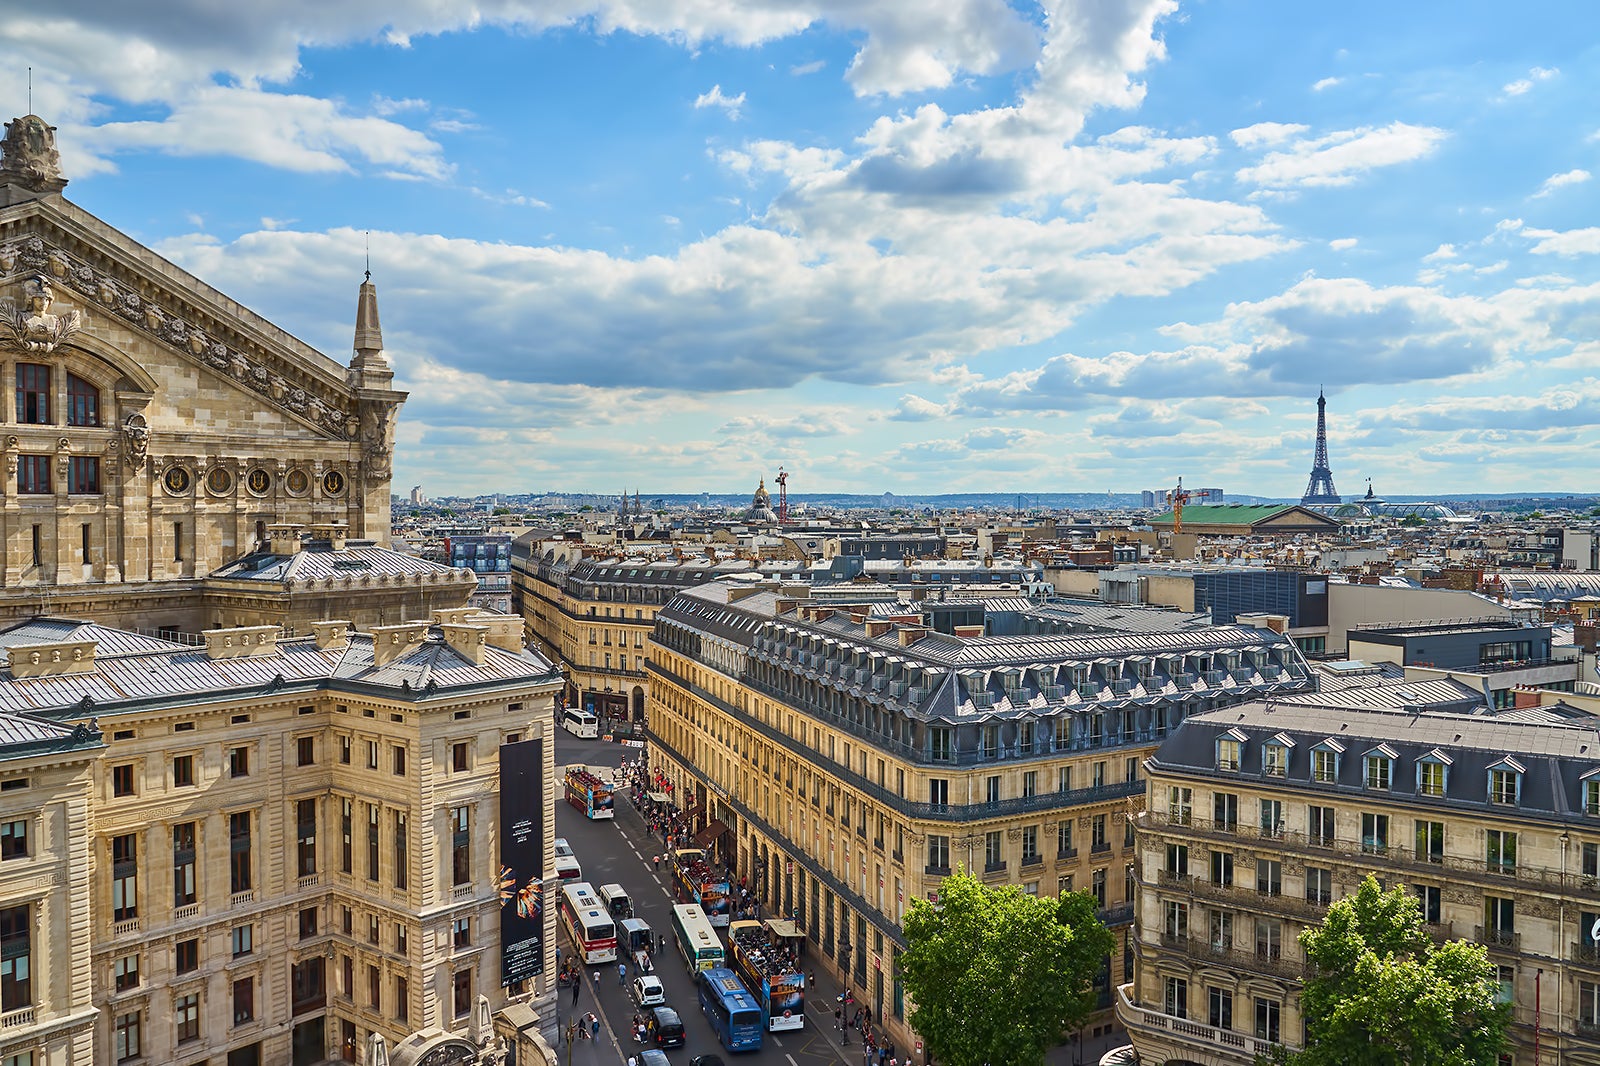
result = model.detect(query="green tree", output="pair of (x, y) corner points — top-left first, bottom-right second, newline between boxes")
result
(1399, 514), (1425, 527)
(1266, 876), (1508, 1066)
(898, 869), (1113, 1066)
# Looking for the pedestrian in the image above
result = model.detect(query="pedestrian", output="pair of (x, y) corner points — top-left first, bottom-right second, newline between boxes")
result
(619, 961), (628, 985)
(593, 969), (600, 987)
(653, 854), (661, 871)
(629, 1056), (638, 1066)
(590, 1013), (601, 1040)
(808, 970), (816, 989)
(570, 980), (580, 1006)
(658, 932), (667, 953)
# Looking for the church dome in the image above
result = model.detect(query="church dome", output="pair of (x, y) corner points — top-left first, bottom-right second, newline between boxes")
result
(744, 479), (777, 524)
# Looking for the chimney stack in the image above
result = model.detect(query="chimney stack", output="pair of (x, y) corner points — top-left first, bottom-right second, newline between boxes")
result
(441, 623), (489, 665)
(203, 625), (281, 660)
(311, 620), (351, 651)
(368, 622), (429, 668)
(268, 524), (303, 556)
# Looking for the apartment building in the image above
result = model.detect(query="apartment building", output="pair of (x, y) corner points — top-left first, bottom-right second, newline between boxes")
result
(1120, 700), (1600, 1066)
(645, 579), (1316, 1048)
(0, 611), (562, 1066)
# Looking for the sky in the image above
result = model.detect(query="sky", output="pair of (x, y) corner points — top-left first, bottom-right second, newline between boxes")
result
(5, 2), (1599, 498)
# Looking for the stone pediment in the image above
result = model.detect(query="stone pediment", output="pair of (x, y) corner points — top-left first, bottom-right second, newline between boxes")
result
(0, 206), (372, 442)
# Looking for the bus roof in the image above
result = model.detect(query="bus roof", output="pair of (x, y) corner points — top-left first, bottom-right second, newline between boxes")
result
(599, 883), (629, 898)
(702, 968), (761, 1010)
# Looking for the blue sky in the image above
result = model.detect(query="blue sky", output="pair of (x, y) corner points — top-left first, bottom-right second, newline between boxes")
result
(7, 1), (1599, 497)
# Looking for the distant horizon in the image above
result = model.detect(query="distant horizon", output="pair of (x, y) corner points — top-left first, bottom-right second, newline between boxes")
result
(401, 488), (1600, 507)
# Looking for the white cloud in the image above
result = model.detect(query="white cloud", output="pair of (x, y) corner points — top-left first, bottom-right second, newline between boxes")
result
(259, 216), (296, 230)
(1329, 238), (1357, 250)
(1502, 65), (1558, 97)
(1229, 122), (1308, 149)
(790, 59), (826, 76)
(1521, 226), (1600, 257)
(694, 84), (747, 120)
(1311, 76), (1342, 92)
(1422, 243), (1458, 262)
(1532, 168), (1591, 198)
(1235, 122), (1447, 189)
(372, 96), (428, 116)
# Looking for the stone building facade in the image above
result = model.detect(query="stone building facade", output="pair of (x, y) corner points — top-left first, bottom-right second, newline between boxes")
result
(0, 611), (562, 1066)
(1119, 700), (1600, 1066)
(0, 114), (405, 631)
(645, 580), (1316, 1051)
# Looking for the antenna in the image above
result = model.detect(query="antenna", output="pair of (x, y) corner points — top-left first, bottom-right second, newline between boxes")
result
(364, 230), (371, 281)
(27, 68), (31, 114)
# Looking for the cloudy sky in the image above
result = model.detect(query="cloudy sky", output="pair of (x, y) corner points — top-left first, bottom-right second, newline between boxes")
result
(8, 2), (1598, 497)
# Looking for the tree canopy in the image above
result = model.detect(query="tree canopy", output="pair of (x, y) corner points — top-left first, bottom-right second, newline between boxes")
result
(897, 869), (1113, 1066)
(1268, 875), (1509, 1066)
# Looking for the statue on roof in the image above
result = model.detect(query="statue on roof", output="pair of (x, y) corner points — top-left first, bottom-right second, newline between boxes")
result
(0, 115), (67, 195)
(1, 274), (81, 353)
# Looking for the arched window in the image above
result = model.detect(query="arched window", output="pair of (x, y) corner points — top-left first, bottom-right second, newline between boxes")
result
(67, 373), (100, 427)
(15, 364), (49, 424)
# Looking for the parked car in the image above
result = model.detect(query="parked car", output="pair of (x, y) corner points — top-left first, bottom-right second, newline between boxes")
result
(631, 975), (665, 1008)
(553, 837), (582, 881)
(641, 1051), (671, 1066)
(690, 1055), (726, 1066)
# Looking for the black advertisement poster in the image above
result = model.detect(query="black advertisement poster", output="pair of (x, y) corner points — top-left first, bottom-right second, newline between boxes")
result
(499, 737), (545, 986)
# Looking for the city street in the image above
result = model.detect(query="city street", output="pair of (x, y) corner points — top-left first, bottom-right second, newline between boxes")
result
(552, 731), (855, 1066)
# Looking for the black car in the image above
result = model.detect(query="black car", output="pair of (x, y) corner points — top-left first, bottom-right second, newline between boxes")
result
(690, 1056), (726, 1066)
(647, 1006), (686, 1048)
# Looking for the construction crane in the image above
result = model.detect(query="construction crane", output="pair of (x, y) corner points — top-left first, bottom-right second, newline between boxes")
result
(775, 468), (789, 525)
(1167, 477), (1202, 535)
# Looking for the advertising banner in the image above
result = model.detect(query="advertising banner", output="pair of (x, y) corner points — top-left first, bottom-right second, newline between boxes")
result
(499, 738), (545, 986)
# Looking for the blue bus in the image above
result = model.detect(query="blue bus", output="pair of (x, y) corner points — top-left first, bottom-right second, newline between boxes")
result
(698, 967), (764, 1052)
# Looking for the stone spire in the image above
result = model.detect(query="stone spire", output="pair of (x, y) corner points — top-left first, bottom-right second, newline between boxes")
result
(0, 115), (68, 206)
(349, 271), (393, 390)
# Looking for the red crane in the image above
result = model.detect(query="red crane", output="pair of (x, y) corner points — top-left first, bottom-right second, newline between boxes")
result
(775, 468), (789, 525)
(1167, 477), (1201, 535)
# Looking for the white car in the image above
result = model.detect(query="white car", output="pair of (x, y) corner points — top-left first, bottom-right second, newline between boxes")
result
(553, 837), (582, 881)
(631, 974), (665, 1008)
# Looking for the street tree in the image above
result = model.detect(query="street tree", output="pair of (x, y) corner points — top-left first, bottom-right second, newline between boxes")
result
(898, 868), (1113, 1066)
(1264, 875), (1509, 1066)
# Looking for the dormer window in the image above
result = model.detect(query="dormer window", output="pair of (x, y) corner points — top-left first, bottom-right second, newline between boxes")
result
(1262, 733), (1293, 777)
(1487, 758), (1524, 805)
(1311, 739), (1344, 784)
(1418, 749), (1452, 797)
(1363, 745), (1397, 791)
(1581, 772), (1599, 817)
(1217, 730), (1245, 773)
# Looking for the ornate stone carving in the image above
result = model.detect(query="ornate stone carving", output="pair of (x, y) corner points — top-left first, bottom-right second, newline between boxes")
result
(122, 413), (149, 470)
(0, 115), (67, 194)
(0, 274), (81, 353)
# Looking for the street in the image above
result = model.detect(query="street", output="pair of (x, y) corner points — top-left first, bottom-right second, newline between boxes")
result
(552, 730), (857, 1066)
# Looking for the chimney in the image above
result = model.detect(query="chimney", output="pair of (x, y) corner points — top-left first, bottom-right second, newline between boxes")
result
(953, 625), (985, 639)
(441, 623), (489, 665)
(432, 607), (476, 626)
(268, 523), (303, 556)
(312, 620), (351, 651)
(368, 622), (429, 668)
(864, 619), (895, 639)
(203, 625), (281, 660)
(7, 639), (96, 677)
(313, 522), (349, 551)
(728, 586), (762, 603)
(898, 625), (930, 647)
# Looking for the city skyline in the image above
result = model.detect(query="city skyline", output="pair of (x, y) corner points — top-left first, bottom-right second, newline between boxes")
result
(6, 2), (1597, 496)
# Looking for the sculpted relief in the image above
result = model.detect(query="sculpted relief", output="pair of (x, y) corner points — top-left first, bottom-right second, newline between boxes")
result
(0, 274), (81, 353)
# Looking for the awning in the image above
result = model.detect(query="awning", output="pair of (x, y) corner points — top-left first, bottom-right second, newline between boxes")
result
(764, 919), (802, 940)
(647, 792), (672, 805)
(693, 819), (730, 848)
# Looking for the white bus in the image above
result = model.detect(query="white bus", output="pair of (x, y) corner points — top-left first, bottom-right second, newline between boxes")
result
(562, 883), (617, 964)
(670, 903), (725, 973)
(562, 708), (599, 738)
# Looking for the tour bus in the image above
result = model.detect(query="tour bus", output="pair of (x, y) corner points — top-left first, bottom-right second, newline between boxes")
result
(561, 883), (617, 964)
(561, 707), (599, 738)
(599, 883), (632, 921)
(670, 903), (725, 973)
(671, 848), (732, 926)
(728, 919), (806, 1031)
(699, 967), (765, 1052)
(564, 767), (615, 820)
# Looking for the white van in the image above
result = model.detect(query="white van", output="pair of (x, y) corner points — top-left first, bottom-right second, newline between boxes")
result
(599, 883), (633, 921)
(553, 837), (582, 882)
(562, 708), (599, 738)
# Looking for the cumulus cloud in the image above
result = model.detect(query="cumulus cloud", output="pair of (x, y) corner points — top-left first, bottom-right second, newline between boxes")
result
(1502, 66), (1558, 97)
(1311, 76), (1342, 92)
(1329, 238), (1357, 250)
(694, 84), (747, 119)
(1234, 122), (1447, 189)
(1532, 168), (1590, 198)
(1230, 122), (1308, 149)
(1519, 225), (1600, 257)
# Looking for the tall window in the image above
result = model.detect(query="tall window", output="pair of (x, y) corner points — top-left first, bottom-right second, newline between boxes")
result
(1168, 786), (1193, 826)
(0, 820), (27, 861)
(1416, 884), (1442, 924)
(451, 805), (471, 886)
(1364, 754), (1392, 791)
(1216, 738), (1241, 772)
(1057, 821), (1073, 857)
(15, 365), (49, 424)
(66, 373), (99, 427)
(1312, 748), (1338, 784)
(296, 798), (317, 878)
(1585, 779), (1600, 817)
(1213, 792), (1238, 831)
(1259, 798), (1283, 838)
(16, 456), (49, 495)
(1305, 866), (1332, 905)
(0, 905), (30, 1010)
(1360, 812), (1389, 855)
(67, 456), (99, 495)
(1208, 986), (1233, 1030)
(367, 804), (380, 881)
(1165, 843), (1188, 877)
(173, 822), (197, 907)
(1486, 830), (1517, 873)
(1164, 900), (1188, 939)
(1579, 980), (1600, 1028)
(1419, 759), (1448, 797)
(453, 970), (472, 1017)
(1254, 997), (1281, 1043)
(1256, 858), (1282, 896)
(984, 831), (1002, 869)
(927, 835), (949, 871)
(341, 799), (353, 874)
(1415, 820), (1445, 863)
(1308, 804), (1336, 847)
(233, 976), (254, 1025)
(1021, 826), (1039, 863)
(1262, 743), (1287, 777)
(1164, 976), (1188, 1019)
(1489, 769), (1520, 805)
(1210, 850), (1233, 887)
(114, 1011), (140, 1063)
(111, 833), (138, 920)
(176, 992), (200, 1043)
(229, 811), (252, 893)
(396, 976), (409, 1023)
(393, 812), (408, 890)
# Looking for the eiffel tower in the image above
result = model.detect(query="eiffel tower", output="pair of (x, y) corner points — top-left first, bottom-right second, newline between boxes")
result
(1301, 389), (1341, 505)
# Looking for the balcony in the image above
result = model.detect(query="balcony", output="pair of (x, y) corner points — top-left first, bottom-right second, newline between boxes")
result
(1099, 902), (1134, 927)
(230, 890), (255, 908)
(112, 918), (140, 937)
(1091, 841), (1112, 855)
(0, 1008), (34, 1029)
(1475, 926), (1521, 953)
(1159, 933), (1310, 982)
(1572, 941), (1600, 970)
(174, 903), (202, 922)
(1114, 982), (1289, 1062)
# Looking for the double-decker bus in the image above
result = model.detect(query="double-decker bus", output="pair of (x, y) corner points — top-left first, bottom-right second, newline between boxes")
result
(564, 767), (615, 820)
(561, 883), (617, 963)
(698, 967), (764, 1052)
(670, 903), (725, 973)
(728, 919), (806, 1031)
(671, 848), (731, 926)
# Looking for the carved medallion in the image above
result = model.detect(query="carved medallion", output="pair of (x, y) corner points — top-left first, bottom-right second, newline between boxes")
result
(322, 469), (345, 496)
(205, 466), (233, 496)
(245, 468), (271, 496)
(163, 467), (190, 495)
(285, 468), (310, 496)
